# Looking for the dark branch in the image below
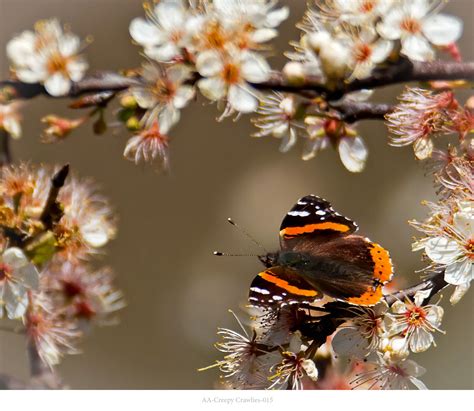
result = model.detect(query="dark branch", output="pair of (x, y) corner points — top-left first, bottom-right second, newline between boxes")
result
(385, 270), (448, 305)
(40, 164), (70, 230)
(332, 101), (394, 123)
(1, 61), (473, 104)
(0, 129), (12, 166)
(0, 71), (141, 100)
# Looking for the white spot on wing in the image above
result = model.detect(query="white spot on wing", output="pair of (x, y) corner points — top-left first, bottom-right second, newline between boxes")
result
(288, 211), (310, 217)
(316, 210), (326, 216)
(250, 287), (270, 295)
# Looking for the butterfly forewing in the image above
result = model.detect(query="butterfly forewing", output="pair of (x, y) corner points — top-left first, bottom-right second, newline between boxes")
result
(279, 195), (358, 250)
(249, 266), (322, 308)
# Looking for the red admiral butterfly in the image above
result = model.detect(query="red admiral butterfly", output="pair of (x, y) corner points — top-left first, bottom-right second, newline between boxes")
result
(249, 195), (393, 308)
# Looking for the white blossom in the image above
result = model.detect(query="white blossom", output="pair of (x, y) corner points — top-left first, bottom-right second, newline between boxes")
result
(377, 0), (463, 61)
(423, 202), (473, 295)
(130, 63), (195, 130)
(7, 19), (88, 96)
(0, 248), (39, 319)
(0, 102), (22, 139)
(384, 290), (444, 353)
(351, 355), (427, 390)
(129, 0), (204, 62)
(196, 48), (271, 113)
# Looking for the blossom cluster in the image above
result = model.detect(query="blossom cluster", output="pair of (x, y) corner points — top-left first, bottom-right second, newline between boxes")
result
(122, 0), (288, 169)
(251, 0), (464, 172)
(385, 85), (473, 305)
(252, 91), (371, 172)
(0, 164), (123, 367)
(208, 287), (445, 390)
(7, 19), (89, 97)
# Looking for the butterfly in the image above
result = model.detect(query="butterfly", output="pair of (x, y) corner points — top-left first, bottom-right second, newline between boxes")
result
(249, 195), (393, 308)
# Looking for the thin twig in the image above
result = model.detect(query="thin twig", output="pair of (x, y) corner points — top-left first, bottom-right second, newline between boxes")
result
(0, 129), (12, 166)
(1, 61), (472, 102)
(40, 164), (70, 230)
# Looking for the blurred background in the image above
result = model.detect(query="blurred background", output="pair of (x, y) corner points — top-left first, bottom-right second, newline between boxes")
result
(0, 0), (472, 389)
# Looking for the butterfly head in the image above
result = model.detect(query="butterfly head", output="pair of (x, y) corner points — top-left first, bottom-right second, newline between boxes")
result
(258, 252), (279, 268)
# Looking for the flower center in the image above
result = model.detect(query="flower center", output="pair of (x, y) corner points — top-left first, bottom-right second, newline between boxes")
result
(170, 30), (183, 44)
(401, 18), (421, 34)
(47, 52), (69, 74)
(359, 0), (375, 13)
(202, 21), (228, 50)
(154, 79), (176, 102)
(222, 63), (241, 84)
(355, 43), (372, 63)
(388, 365), (407, 377)
(405, 306), (426, 326)
(0, 263), (13, 281)
(466, 239), (474, 259)
(141, 121), (169, 144)
(62, 279), (84, 298)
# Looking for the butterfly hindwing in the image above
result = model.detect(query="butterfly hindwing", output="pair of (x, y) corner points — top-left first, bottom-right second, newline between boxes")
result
(289, 235), (393, 306)
(279, 195), (358, 250)
(249, 266), (322, 308)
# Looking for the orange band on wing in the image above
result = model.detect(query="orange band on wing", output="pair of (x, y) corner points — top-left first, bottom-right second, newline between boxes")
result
(347, 286), (383, 306)
(280, 222), (351, 238)
(369, 242), (393, 283)
(259, 271), (318, 297)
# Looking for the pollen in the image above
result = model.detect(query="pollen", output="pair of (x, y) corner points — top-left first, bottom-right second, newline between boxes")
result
(401, 18), (422, 34)
(360, 1), (375, 13)
(222, 63), (241, 84)
(0, 263), (12, 281)
(355, 43), (372, 63)
(47, 53), (69, 74)
(405, 306), (426, 327)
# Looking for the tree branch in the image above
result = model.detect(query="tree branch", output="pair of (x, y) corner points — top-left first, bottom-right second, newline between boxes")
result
(332, 101), (394, 123)
(40, 164), (70, 230)
(1, 61), (473, 103)
(384, 270), (448, 305)
(0, 129), (12, 166)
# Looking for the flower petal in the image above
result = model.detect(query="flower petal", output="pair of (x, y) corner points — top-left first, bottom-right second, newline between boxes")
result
(241, 52), (271, 83)
(338, 136), (368, 173)
(453, 211), (474, 238)
(4, 282), (28, 319)
(146, 43), (180, 62)
(332, 327), (369, 358)
(401, 35), (435, 62)
(228, 84), (258, 113)
(173, 85), (195, 109)
(444, 258), (472, 286)
(198, 77), (226, 101)
(413, 136), (433, 159)
(2, 247), (29, 268)
(410, 327), (434, 353)
(81, 218), (109, 247)
(44, 73), (72, 96)
(450, 282), (470, 305)
(422, 14), (463, 46)
(129, 18), (163, 46)
(425, 236), (462, 264)
(196, 50), (224, 77)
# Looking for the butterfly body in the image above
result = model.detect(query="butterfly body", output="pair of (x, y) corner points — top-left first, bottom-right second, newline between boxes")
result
(249, 195), (393, 308)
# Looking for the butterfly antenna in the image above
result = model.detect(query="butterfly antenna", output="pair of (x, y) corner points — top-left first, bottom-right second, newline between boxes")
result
(226, 218), (268, 253)
(213, 251), (258, 257)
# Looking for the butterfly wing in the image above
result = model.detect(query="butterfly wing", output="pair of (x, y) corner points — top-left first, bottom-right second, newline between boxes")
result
(279, 195), (358, 251)
(291, 235), (393, 306)
(248, 266), (322, 308)
(278, 195), (392, 306)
